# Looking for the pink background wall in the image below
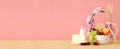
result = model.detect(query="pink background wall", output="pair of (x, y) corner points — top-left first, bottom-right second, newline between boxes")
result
(0, 0), (119, 40)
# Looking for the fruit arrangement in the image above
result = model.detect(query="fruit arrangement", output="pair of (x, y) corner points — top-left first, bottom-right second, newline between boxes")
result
(79, 7), (118, 46)
(86, 8), (112, 45)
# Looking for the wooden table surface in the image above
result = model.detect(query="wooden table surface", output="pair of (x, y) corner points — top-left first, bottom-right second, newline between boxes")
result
(0, 40), (119, 49)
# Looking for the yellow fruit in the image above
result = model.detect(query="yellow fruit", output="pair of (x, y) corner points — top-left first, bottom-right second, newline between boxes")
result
(95, 23), (105, 32)
(103, 28), (110, 35)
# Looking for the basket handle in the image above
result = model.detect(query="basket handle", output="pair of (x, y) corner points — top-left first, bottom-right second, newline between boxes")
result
(106, 22), (118, 43)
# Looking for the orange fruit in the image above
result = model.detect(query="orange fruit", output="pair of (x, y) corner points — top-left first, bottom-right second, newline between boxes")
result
(103, 28), (110, 35)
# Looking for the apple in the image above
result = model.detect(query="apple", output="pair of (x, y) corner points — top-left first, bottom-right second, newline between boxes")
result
(103, 28), (110, 35)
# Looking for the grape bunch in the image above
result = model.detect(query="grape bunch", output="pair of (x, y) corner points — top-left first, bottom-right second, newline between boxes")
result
(89, 30), (98, 44)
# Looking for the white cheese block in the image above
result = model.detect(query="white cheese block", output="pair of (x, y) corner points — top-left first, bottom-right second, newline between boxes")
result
(72, 34), (87, 44)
